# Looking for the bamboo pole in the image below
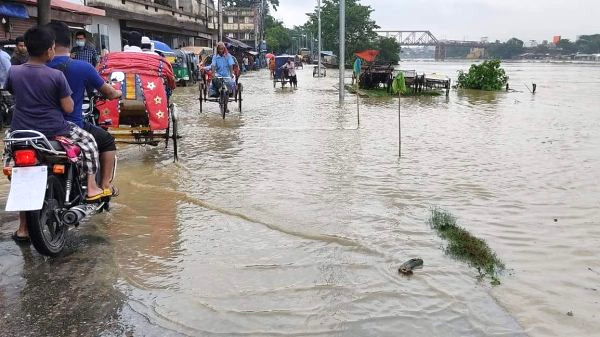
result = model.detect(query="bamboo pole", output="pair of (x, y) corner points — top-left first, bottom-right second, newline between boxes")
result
(398, 92), (401, 157)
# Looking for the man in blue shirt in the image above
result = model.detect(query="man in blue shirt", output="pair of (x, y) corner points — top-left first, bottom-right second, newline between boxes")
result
(0, 46), (11, 88)
(47, 22), (122, 196)
(210, 42), (235, 97)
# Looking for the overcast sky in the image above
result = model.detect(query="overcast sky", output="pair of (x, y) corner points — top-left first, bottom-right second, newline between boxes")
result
(272, 0), (598, 42)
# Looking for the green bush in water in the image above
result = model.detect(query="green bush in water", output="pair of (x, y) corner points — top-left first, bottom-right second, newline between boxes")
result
(457, 60), (509, 91)
(428, 207), (505, 285)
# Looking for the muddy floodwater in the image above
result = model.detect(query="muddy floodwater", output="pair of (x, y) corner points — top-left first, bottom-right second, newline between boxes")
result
(1, 61), (599, 337)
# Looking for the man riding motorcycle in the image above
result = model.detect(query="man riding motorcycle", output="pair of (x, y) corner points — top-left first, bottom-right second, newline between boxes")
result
(7, 26), (107, 242)
(46, 22), (122, 198)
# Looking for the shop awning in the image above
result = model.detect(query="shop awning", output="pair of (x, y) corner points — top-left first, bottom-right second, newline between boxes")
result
(0, 3), (29, 19)
(18, 0), (105, 16)
(225, 37), (252, 50)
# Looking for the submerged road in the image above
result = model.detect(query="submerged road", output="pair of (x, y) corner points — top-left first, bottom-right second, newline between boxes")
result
(1, 61), (599, 336)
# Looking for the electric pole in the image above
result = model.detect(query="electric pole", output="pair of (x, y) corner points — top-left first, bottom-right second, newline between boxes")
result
(317, 0), (322, 78)
(339, 0), (345, 103)
(218, 0), (223, 41)
(37, 0), (51, 25)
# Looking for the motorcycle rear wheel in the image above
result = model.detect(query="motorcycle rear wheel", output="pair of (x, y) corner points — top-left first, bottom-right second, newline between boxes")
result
(27, 175), (67, 256)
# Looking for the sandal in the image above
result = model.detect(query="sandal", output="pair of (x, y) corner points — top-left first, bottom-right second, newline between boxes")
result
(105, 186), (119, 198)
(12, 231), (30, 244)
(86, 191), (106, 202)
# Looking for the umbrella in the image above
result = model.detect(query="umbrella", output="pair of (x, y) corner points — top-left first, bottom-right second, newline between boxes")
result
(355, 49), (380, 63)
(152, 40), (173, 54)
(265, 53), (275, 59)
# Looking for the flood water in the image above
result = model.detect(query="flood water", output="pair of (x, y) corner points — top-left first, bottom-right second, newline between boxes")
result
(1, 61), (599, 336)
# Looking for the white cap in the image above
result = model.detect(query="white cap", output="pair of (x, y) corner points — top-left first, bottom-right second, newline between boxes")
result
(141, 36), (151, 44)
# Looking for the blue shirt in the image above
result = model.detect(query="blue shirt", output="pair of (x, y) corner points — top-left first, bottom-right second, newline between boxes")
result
(0, 50), (11, 88)
(7, 64), (72, 137)
(47, 56), (105, 127)
(211, 53), (235, 78)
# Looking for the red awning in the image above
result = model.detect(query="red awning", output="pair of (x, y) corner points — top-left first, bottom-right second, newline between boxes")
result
(18, 0), (105, 17)
(355, 50), (380, 63)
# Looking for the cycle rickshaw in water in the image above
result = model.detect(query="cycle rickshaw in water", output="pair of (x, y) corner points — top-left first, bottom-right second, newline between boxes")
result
(197, 45), (243, 119)
(94, 52), (180, 160)
(273, 55), (297, 89)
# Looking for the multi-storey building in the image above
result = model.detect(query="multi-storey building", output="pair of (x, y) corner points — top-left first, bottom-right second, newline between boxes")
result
(87, 0), (217, 51)
(222, 6), (258, 48)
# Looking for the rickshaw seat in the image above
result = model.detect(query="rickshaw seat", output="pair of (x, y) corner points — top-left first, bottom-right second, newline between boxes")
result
(119, 99), (149, 126)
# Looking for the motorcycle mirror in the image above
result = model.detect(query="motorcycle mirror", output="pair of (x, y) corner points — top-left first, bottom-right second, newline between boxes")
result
(110, 72), (125, 82)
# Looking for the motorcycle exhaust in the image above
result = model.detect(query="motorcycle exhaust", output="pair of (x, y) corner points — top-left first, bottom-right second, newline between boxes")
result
(62, 203), (103, 226)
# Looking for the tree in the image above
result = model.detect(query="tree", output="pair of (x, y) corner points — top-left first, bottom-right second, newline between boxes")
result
(264, 16), (291, 53)
(224, 0), (279, 11)
(487, 38), (524, 59)
(457, 60), (508, 91)
(556, 39), (577, 54)
(304, 0), (380, 62)
(575, 34), (600, 54)
(376, 37), (400, 64)
(223, 0), (279, 14)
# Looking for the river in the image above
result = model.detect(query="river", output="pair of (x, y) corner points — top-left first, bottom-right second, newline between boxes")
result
(0, 61), (599, 336)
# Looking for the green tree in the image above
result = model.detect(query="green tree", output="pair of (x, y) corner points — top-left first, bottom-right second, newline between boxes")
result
(487, 38), (524, 59)
(457, 60), (508, 91)
(556, 39), (577, 53)
(224, 0), (279, 11)
(264, 16), (291, 53)
(304, 0), (381, 63)
(576, 34), (600, 54)
(376, 37), (400, 64)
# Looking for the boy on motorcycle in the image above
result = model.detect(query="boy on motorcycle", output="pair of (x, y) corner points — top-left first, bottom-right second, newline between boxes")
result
(6, 26), (106, 242)
(46, 22), (122, 197)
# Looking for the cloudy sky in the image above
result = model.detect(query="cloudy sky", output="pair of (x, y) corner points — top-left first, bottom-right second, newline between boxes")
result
(272, 0), (598, 42)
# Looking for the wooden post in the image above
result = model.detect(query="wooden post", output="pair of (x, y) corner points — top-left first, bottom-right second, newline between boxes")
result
(398, 92), (402, 157)
(532, 83), (537, 94)
(37, 0), (51, 26)
(356, 79), (360, 126)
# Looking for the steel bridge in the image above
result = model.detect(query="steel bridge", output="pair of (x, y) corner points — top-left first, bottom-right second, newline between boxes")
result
(376, 31), (488, 60)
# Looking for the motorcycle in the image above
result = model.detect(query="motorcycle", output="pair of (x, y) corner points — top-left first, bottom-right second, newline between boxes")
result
(0, 89), (14, 129)
(3, 130), (115, 256)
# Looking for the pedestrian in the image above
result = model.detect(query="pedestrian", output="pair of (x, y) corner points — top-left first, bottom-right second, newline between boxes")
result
(268, 57), (275, 79)
(10, 36), (29, 65)
(71, 30), (98, 67)
(0, 45), (11, 88)
(280, 59), (297, 88)
(242, 55), (249, 73)
(101, 44), (109, 58)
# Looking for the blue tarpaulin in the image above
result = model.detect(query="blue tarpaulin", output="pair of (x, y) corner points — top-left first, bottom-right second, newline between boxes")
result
(0, 3), (29, 19)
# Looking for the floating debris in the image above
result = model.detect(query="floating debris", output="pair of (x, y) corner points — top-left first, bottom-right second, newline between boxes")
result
(398, 258), (424, 275)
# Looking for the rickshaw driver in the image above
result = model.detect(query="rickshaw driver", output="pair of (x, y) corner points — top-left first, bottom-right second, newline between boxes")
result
(209, 42), (235, 97)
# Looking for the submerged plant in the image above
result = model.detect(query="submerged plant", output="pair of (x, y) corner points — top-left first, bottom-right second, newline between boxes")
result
(428, 207), (505, 284)
(457, 59), (508, 91)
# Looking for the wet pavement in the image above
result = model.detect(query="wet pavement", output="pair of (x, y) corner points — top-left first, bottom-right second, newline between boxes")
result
(1, 61), (600, 336)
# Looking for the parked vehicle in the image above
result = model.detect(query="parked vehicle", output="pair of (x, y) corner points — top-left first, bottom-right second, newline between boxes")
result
(173, 49), (200, 86)
(3, 130), (115, 256)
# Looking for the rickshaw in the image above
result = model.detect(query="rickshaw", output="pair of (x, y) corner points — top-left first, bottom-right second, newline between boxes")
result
(273, 54), (295, 88)
(173, 49), (199, 86)
(294, 55), (303, 69)
(198, 54), (243, 119)
(95, 52), (180, 160)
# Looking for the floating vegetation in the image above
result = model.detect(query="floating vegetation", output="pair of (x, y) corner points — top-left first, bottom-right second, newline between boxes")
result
(428, 207), (505, 285)
(346, 85), (442, 98)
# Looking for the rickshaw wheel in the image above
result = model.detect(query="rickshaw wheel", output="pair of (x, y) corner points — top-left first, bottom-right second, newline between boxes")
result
(198, 82), (204, 113)
(238, 83), (243, 112)
(219, 90), (228, 119)
(169, 103), (178, 161)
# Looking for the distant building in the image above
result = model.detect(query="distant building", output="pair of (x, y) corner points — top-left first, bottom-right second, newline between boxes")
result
(88, 0), (217, 51)
(223, 7), (259, 48)
(552, 35), (561, 44)
(529, 40), (539, 47)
